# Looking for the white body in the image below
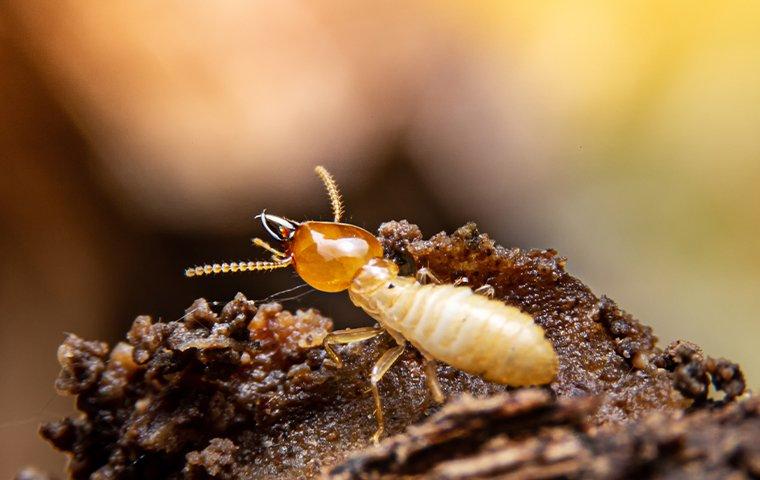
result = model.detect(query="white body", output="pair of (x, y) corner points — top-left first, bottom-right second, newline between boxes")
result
(349, 260), (558, 386)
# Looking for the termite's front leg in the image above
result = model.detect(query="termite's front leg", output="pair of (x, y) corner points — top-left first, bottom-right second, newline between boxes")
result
(322, 327), (384, 368)
(369, 341), (406, 444)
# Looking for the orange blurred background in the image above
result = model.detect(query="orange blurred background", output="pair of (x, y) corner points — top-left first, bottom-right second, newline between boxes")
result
(1, 1), (759, 476)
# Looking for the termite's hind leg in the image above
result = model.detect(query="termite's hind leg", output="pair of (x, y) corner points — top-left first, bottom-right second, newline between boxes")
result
(415, 267), (441, 285)
(422, 355), (445, 404)
(473, 284), (495, 298)
(455, 276), (495, 298)
(322, 327), (384, 368)
(370, 342), (406, 444)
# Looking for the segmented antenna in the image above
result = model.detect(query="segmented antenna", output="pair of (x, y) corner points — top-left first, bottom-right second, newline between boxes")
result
(314, 165), (345, 223)
(185, 259), (291, 278)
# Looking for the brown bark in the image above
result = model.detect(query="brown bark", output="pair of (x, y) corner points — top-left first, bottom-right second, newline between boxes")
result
(33, 222), (749, 479)
(327, 390), (760, 479)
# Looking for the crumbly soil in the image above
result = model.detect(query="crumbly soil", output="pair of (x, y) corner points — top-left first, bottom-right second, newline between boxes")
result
(34, 221), (749, 479)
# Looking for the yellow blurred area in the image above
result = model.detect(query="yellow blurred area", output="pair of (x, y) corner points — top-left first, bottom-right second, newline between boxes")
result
(437, 0), (760, 360)
(1, 1), (758, 476)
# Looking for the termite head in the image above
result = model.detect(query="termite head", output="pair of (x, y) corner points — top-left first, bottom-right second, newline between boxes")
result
(185, 166), (384, 293)
(288, 221), (383, 293)
(257, 209), (384, 292)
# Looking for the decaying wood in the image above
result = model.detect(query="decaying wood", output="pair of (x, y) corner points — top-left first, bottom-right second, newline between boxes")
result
(328, 390), (760, 479)
(31, 222), (750, 479)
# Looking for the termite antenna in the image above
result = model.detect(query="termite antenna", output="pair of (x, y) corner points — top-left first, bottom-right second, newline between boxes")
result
(314, 165), (345, 223)
(185, 258), (292, 277)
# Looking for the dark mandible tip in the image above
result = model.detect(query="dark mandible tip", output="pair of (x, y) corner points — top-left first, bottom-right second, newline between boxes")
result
(256, 210), (299, 242)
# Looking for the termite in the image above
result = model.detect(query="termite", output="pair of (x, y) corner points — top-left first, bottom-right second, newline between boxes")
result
(186, 166), (558, 443)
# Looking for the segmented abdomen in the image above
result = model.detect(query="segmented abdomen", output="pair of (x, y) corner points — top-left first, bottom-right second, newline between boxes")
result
(351, 276), (558, 386)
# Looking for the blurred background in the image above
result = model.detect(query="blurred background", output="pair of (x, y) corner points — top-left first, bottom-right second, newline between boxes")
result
(1, 1), (759, 476)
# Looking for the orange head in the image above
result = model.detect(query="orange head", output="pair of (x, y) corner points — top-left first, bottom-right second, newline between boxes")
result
(262, 215), (383, 292)
(185, 166), (384, 292)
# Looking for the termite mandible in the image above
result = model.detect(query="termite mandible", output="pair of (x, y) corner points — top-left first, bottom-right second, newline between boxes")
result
(186, 165), (558, 443)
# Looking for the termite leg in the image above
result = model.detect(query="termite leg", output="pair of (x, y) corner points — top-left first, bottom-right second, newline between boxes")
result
(422, 355), (445, 404)
(453, 276), (469, 286)
(473, 284), (495, 298)
(322, 327), (384, 368)
(370, 342), (406, 444)
(415, 267), (441, 285)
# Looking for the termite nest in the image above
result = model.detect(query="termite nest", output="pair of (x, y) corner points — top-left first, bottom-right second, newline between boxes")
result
(32, 221), (752, 480)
